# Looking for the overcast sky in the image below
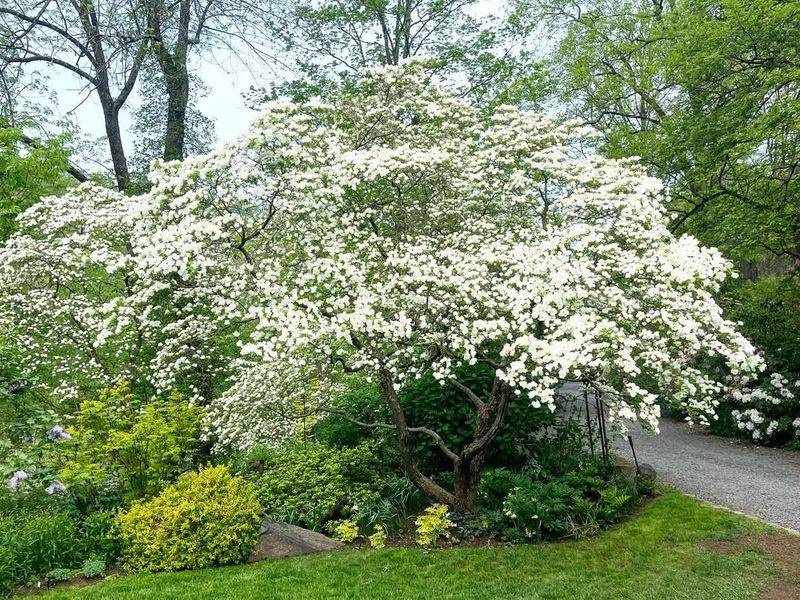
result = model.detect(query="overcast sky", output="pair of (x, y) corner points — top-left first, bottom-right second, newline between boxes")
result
(44, 52), (275, 160)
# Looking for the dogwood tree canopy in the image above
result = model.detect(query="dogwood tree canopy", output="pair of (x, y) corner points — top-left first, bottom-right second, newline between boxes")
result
(1, 62), (761, 509)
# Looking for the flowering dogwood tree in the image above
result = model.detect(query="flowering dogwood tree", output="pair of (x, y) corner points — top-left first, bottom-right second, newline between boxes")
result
(1, 63), (762, 511)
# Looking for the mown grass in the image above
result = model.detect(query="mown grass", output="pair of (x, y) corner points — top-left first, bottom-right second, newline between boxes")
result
(36, 491), (781, 600)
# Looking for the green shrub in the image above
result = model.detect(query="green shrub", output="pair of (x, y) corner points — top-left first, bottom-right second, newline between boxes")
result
(312, 380), (386, 448)
(79, 511), (121, 564)
(473, 447), (639, 542)
(248, 443), (384, 531)
(0, 507), (83, 595)
(81, 558), (106, 578)
(116, 465), (260, 572)
(57, 382), (203, 504)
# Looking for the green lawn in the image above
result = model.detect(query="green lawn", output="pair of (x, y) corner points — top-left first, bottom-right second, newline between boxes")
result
(36, 491), (786, 600)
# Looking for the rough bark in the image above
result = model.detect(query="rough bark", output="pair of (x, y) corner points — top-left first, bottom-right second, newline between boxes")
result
(378, 368), (512, 513)
(148, 0), (191, 162)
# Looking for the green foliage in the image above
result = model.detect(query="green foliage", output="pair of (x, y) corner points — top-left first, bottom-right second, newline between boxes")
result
(244, 443), (384, 531)
(315, 364), (555, 472)
(57, 382), (203, 504)
(79, 511), (122, 564)
(414, 504), (455, 549)
(0, 127), (71, 240)
(476, 458), (638, 541)
(116, 465), (260, 572)
(722, 276), (800, 373)
(0, 507), (82, 595)
(312, 379), (385, 448)
(350, 474), (427, 535)
(81, 558), (106, 579)
(45, 568), (71, 582)
(539, 0), (800, 267)
(0, 486), (122, 595)
(469, 417), (640, 541)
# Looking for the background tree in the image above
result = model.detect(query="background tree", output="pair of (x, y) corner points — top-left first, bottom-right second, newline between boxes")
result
(0, 127), (74, 240)
(129, 61), (216, 187)
(140, 0), (274, 162)
(0, 0), (149, 190)
(532, 0), (800, 271)
(264, 0), (540, 105)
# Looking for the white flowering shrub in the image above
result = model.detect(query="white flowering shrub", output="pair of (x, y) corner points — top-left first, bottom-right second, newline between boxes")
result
(726, 373), (800, 445)
(0, 182), (241, 404)
(0, 62), (762, 510)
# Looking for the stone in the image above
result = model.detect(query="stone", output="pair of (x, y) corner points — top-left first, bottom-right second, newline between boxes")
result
(614, 456), (657, 481)
(614, 455), (637, 482)
(637, 462), (657, 480)
(248, 519), (345, 563)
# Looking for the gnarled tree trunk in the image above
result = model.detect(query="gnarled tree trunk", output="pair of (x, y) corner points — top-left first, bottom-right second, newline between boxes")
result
(378, 369), (511, 513)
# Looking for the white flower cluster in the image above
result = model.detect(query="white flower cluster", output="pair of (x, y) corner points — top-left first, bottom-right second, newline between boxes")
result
(0, 63), (762, 449)
(729, 373), (800, 443)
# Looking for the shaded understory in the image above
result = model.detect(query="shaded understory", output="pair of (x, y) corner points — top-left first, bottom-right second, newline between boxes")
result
(35, 492), (797, 600)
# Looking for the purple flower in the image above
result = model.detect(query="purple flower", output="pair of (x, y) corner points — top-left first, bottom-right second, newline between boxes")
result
(45, 480), (67, 495)
(48, 426), (72, 441)
(7, 470), (30, 490)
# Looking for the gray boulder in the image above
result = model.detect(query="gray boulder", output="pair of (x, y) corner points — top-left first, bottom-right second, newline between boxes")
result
(248, 519), (345, 563)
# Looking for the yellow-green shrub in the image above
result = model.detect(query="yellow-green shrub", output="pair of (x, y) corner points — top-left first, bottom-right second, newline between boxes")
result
(116, 465), (260, 572)
(332, 519), (359, 543)
(415, 504), (454, 549)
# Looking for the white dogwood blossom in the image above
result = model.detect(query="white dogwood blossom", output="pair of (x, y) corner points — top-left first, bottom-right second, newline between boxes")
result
(1, 63), (762, 452)
(729, 373), (800, 443)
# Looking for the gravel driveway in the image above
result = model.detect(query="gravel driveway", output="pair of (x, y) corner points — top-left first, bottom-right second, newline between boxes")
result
(563, 385), (800, 532)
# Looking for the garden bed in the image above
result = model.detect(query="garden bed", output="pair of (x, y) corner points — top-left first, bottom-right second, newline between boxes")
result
(30, 492), (796, 600)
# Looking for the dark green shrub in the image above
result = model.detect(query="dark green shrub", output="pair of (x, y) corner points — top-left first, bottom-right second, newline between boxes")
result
(722, 276), (800, 372)
(312, 380), (385, 448)
(248, 443), (384, 531)
(79, 511), (121, 564)
(315, 364), (555, 472)
(116, 465), (260, 572)
(480, 465), (637, 541)
(471, 418), (640, 542)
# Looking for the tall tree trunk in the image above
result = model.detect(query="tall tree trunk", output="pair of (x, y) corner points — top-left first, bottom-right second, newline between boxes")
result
(149, 0), (192, 162)
(99, 93), (130, 190)
(162, 60), (189, 161)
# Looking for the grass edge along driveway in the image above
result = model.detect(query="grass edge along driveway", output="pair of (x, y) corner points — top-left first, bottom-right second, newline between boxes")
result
(36, 491), (796, 600)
